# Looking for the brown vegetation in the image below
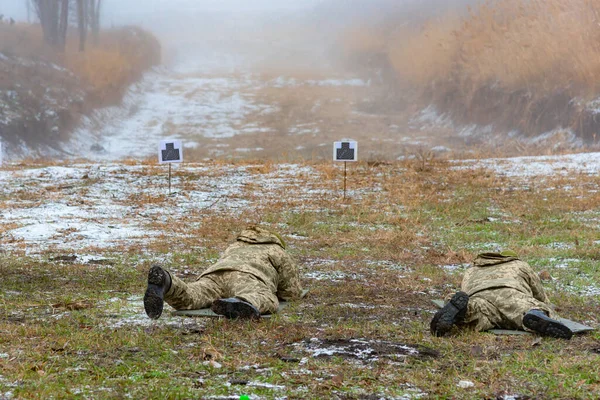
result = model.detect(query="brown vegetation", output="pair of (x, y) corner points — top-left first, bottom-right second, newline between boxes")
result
(64, 26), (161, 104)
(0, 21), (160, 150)
(1, 158), (600, 398)
(340, 0), (600, 143)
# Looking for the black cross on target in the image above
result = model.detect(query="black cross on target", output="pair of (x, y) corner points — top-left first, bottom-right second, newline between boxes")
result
(336, 142), (355, 161)
(161, 143), (181, 162)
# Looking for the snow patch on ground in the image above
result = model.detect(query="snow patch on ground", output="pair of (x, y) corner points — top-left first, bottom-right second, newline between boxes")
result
(67, 67), (278, 160)
(304, 271), (365, 281)
(0, 163), (327, 253)
(455, 152), (600, 178)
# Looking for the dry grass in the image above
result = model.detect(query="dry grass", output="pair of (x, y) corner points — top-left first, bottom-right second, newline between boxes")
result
(339, 0), (600, 141)
(1, 159), (599, 398)
(0, 22), (160, 105)
(64, 27), (161, 102)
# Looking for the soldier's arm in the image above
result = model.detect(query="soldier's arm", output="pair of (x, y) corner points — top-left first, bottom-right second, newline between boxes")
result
(270, 249), (303, 301)
(460, 267), (475, 293)
(524, 265), (551, 303)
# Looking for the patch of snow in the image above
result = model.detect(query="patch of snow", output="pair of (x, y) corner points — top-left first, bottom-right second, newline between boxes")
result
(338, 303), (391, 310)
(365, 260), (411, 272)
(306, 79), (366, 87)
(304, 271), (364, 281)
(247, 381), (285, 389)
(457, 380), (475, 389)
(455, 152), (600, 178)
(546, 242), (575, 250)
(0, 163), (329, 253)
(441, 263), (470, 273)
(271, 77), (365, 88)
(409, 105), (454, 131)
(297, 338), (421, 362)
(67, 67), (278, 160)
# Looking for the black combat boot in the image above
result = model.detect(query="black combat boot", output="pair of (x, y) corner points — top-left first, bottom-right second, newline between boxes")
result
(143, 265), (172, 319)
(523, 309), (573, 339)
(430, 291), (470, 337)
(211, 298), (260, 320)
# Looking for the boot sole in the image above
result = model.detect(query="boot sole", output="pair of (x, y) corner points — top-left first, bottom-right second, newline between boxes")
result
(431, 292), (469, 337)
(211, 299), (260, 320)
(523, 313), (573, 339)
(143, 266), (165, 319)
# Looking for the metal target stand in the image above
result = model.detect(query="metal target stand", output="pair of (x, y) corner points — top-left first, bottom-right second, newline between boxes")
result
(333, 140), (358, 200)
(158, 140), (183, 195)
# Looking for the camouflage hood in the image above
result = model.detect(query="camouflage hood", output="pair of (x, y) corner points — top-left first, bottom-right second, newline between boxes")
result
(237, 226), (286, 249)
(473, 252), (519, 267)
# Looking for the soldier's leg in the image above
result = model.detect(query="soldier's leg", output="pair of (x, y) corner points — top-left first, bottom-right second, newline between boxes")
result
(144, 265), (172, 319)
(228, 271), (279, 315)
(487, 289), (571, 337)
(430, 291), (470, 336)
(164, 272), (224, 311)
(522, 309), (572, 339)
(465, 287), (567, 336)
(488, 288), (555, 330)
(461, 294), (503, 332)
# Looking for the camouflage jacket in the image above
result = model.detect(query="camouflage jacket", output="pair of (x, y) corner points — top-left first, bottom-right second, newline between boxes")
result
(461, 253), (550, 303)
(200, 226), (303, 301)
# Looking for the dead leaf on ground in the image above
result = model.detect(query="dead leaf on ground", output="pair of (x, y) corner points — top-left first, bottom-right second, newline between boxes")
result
(51, 301), (94, 311)
(201, 345), (223, 361)
(538, 270), (552, 281)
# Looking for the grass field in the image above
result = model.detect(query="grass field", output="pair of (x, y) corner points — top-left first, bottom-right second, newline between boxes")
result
(1, 155), (599, 399)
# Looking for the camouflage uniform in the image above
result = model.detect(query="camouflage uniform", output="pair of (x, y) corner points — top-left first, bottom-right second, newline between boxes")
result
(164, 226), (303, 314)
(459, 253), (557, 332)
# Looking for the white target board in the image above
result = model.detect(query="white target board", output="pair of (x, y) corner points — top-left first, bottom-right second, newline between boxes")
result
(333, 140), (358, 162)
(158, 140), (183, 164)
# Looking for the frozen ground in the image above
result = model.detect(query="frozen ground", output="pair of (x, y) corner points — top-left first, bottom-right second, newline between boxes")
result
(65, 62), (369, 161)
(1, 151), (599, 256)
(68, 69), (279, 159)
(457, 152), (600, 178)
(0, 162), (326, 254)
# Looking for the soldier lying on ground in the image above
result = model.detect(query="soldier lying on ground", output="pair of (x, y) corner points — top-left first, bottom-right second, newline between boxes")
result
(430, 251), (573, 339)
(144, 226), (303, 320)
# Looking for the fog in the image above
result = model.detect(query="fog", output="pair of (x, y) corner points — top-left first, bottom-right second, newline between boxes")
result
(0, 0), (481, 72)
(1, 0), (326, 23)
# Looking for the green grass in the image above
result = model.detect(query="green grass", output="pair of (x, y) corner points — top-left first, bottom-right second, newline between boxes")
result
(1, 160), (600, 399)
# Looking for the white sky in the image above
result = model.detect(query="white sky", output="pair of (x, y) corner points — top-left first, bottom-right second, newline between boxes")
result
(1, 0), (325, 22)
(105, 0), (325, 12)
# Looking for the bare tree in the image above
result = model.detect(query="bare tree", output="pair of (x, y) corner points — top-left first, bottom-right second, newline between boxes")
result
(31, 0), (101, 52)
(58, 0), (69, 48)
(32, 0), (70, 50)
(76, 0), (102, 51)
(88, 0), (102, 46)
(76, 0), (86, 51)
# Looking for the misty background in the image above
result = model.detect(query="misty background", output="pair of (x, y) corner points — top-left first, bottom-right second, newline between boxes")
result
(0, 0), (479, 72)
(4, 0), (595, 161)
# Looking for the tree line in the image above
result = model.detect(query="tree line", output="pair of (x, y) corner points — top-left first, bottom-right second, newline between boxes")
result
(29, 0), (102, 52)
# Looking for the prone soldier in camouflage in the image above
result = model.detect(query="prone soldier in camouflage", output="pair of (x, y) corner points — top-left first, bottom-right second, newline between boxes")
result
(144, 226), (303, 319)
(430, 251), (573, 339)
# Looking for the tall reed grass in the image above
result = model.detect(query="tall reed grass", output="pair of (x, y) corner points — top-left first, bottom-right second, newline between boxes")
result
(0, 23), (160, 104)
(342, 0), (600, 141)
